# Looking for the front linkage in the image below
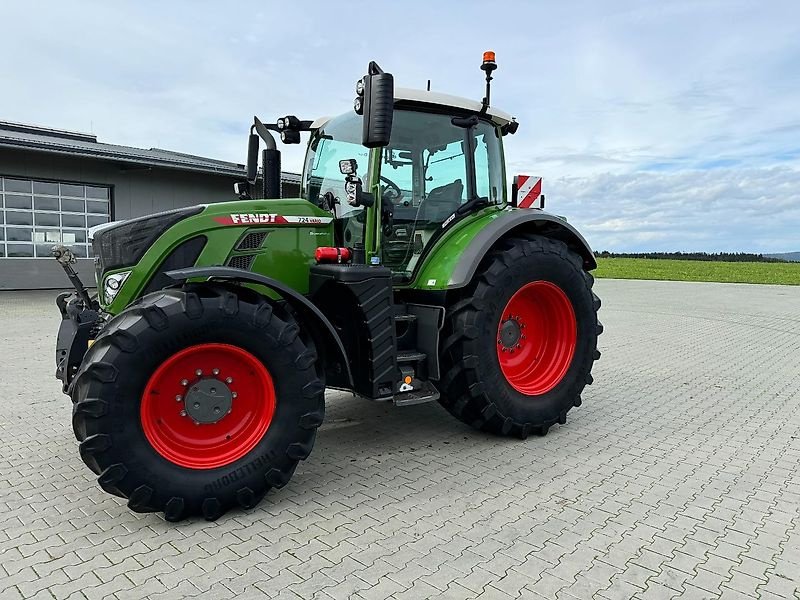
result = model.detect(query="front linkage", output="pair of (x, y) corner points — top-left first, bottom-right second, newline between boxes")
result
(52, 245), (102, 393)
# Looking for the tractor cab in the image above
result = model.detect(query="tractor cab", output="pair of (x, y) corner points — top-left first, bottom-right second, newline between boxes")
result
(302, 94), (511, 280)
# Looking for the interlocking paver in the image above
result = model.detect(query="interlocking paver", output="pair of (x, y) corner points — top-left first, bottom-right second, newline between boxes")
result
(2, 280), (799, 599)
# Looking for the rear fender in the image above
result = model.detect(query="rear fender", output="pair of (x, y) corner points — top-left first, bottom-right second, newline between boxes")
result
(412, 208), (596, 291)
(166, 266), (353, 388)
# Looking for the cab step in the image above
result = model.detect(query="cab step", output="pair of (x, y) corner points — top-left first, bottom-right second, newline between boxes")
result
(397, 350), (426, 363)
(394, 380), (440, 406)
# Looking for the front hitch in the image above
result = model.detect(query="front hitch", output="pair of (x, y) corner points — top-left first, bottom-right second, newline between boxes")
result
(51, 245), (97, 310)
(51, 245), (101, 394)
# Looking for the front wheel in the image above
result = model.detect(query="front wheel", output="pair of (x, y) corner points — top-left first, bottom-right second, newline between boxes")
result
(439, 235), (602, 438)
(71, 285), (325, 521)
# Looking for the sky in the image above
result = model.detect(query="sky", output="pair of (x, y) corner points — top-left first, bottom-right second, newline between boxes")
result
(1, 1), (798, 253)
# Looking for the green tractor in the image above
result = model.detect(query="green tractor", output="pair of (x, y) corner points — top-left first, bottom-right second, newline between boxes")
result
(53, 54), (602, 521)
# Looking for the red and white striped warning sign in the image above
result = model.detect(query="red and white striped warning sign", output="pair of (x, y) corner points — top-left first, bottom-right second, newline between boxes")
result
(513, 175), (542, 209)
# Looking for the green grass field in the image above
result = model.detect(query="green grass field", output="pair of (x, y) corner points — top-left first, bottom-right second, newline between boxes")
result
(594, 258), (800, 285)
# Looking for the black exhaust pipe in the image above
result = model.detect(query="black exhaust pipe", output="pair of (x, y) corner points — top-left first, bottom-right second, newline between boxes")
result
(263, 148), (281, 199)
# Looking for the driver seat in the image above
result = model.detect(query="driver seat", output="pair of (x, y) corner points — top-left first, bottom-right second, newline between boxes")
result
(421, 179), (464, 222)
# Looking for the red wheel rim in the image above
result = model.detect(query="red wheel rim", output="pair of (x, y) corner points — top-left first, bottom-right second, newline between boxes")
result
(496, 281), (577, 395)
(140, 343), (275, 469)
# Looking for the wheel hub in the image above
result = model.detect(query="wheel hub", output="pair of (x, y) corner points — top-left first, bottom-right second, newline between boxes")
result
(496, 281), (577, 396)
(498, 316), (523, 350)
(184, 377), (233, 424)
(140, 343), (275, 470)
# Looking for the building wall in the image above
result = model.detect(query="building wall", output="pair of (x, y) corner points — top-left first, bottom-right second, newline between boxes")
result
(0, 148), (301, 289)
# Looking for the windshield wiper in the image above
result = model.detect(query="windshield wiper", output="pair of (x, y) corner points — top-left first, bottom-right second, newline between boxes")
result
(456, 196), (489, 216)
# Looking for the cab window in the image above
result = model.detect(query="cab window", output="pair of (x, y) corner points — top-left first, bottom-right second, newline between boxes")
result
(380, 110), (504, 278)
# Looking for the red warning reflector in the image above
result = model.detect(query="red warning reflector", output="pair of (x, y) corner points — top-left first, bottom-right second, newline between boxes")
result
(512, 175), (543, 209)
(314, 247), (352, 264)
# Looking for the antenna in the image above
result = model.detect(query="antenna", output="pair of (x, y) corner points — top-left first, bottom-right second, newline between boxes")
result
(427, 79), (431, 91)
(480, 51), (497, 114)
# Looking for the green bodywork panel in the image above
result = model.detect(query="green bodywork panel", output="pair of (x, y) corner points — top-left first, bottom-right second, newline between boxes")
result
(103, 196), (537, 315)
(103, 198), (333, 314)
(401, 204), (508, 290)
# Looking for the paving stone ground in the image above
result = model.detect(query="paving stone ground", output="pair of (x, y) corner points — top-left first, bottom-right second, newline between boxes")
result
(1, 279), (798, 600)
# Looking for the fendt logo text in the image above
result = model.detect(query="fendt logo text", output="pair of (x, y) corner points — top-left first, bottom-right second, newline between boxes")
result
(213, 214), (333, 226)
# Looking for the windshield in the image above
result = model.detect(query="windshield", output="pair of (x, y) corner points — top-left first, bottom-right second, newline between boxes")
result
(302, 113), (369, 247)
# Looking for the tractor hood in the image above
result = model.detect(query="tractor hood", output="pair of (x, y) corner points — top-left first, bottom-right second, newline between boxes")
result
(93, 198), (334, 313)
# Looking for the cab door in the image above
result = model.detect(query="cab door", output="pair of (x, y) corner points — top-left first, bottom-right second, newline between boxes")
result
(378, 109), (505, 280)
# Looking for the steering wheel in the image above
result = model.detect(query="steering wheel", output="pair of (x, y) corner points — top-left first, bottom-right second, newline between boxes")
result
(380, 175), (403, 202)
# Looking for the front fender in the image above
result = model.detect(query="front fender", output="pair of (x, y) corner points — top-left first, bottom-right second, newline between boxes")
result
(166, 266), (353, 388)
(409, 207), (596, 291)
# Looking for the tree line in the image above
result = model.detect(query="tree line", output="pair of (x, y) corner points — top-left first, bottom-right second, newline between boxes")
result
(594, 251), (788, 263)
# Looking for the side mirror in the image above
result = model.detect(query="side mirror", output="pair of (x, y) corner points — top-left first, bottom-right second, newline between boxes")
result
(355, 61), (394, 148)
(246, 133), (259, 183)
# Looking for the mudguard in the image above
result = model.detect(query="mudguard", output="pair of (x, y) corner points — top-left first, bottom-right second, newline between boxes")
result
(411, 208), (596, 290)
(166, 266), (353, 388)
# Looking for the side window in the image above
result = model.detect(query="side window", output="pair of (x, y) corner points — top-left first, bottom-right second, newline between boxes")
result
(382, 149), (414, 204)
(303, 137), (368, 209)
(424, 141), (467, 201)
(474, 126), (504, 204)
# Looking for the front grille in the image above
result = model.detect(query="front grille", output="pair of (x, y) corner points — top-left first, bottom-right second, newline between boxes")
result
(92, 206), (203, 273)
(227, 254), (255, 271)
(236, 231), (268, 251)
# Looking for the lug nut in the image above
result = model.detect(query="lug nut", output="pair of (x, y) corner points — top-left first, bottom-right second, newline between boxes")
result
(181, 379), (189, 386)
(180, 410), (187, 417)
(195, 369), (202, 376)
(212, 368), (220, 376)
(225, 377), (233, 384)
(232, 392), (238, 399)
(175, 395), (182, 402)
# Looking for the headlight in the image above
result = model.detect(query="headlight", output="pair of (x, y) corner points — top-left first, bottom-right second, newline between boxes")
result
(104, 271), (131, 304)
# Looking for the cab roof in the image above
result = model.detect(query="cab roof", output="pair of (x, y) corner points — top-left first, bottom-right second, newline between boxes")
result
(310, 88), (514, 130)
(394, 87), (514, 126)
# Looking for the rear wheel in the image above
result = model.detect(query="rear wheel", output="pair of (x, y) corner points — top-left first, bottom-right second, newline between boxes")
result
(71, 285), (324, 521)
(439, 235), (602, 437)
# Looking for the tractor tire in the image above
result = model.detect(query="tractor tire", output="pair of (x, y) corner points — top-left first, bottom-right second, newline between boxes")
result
(439, 235), (602, 438)
(71, 284), (324, 521)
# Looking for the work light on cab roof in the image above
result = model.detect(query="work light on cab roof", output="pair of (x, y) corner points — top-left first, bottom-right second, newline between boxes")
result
(50, 52), (602, 522)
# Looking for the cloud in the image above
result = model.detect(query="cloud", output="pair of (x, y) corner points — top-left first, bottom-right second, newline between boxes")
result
(0, 0), (798, 251)
(551, 167), (800, 253)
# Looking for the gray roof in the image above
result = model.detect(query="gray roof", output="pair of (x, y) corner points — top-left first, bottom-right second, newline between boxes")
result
(394, 88), (514, 125)
(0, 120), (300, 183)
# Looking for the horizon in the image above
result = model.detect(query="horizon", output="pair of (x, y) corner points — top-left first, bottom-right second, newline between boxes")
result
(1, 1), (798, 253)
